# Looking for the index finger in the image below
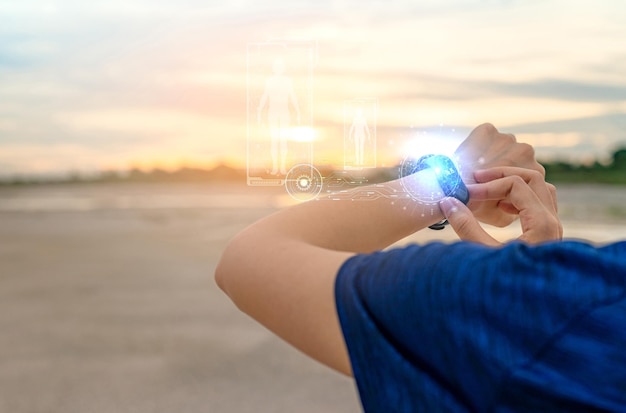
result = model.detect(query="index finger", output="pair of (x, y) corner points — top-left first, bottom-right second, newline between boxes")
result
(472, 167), (557, 214)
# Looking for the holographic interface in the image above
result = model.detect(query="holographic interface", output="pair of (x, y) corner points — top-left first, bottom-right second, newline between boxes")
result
(247, 40), (317, 188)
(400, 154), (468, 205)
(418, 155), (469, 204)
(246, 41), (468, 207)
(344, 98), (377, 169)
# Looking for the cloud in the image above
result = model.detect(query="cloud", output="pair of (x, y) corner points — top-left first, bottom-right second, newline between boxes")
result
(331, 69), (626, 103)
(2, 0), (626, 174)
(510, 112), (626, 135)
(483, 79), (626, 103)
(511, 112), (626, 161)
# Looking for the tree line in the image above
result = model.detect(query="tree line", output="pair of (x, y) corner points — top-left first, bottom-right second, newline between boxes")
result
(543, 148), (626, 184)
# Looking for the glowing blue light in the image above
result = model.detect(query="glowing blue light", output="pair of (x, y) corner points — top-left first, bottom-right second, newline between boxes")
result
(422, 155), (469, 204)
(399, 151), (470, 205)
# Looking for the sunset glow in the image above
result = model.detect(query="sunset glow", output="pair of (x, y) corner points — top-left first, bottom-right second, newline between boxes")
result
(1, 0), (625, 176)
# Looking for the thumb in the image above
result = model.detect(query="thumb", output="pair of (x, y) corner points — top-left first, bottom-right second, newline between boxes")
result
(439, 197), (500, 247)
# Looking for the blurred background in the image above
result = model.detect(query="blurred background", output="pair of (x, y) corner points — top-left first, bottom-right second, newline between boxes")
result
(1, 1), (626, 412)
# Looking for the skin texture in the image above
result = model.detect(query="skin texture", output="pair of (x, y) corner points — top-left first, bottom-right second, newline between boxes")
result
(215, 123), (562, 377)
(454, 123), (546, 227)
(441, 167), (562, 246)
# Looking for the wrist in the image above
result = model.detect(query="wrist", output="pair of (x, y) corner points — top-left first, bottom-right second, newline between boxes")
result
(395, 170), (447, 228)
(400, 154), (469, 230)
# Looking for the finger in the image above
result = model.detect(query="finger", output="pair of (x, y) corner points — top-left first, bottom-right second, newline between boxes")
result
(485, 141), (544, 176)
(454, 123), (500, 167)
(503, 133), (517, 142)
(473, 167), (556, 214)
(545, 182), (563, 239)
(518, 207), (563, 244)
(497, 201), (519, 216)
(469, 176), (551, 221)
(470, 177), (562, 243)
(546, 183), (558, 213)
(439, 197), (500, 247)
(466, 198), (518, 227)
(474, 166), (541, 183)
(508, 142), (545, 176)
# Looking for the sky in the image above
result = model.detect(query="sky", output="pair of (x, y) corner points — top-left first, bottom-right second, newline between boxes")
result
(1, 0), (626, 176)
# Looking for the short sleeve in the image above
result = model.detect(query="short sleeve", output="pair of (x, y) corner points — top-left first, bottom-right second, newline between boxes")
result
(335, 241), (626, 412)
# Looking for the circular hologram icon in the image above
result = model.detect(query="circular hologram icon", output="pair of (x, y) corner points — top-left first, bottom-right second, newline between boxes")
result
(399, 155), (445, 204)
(285, 164), (323, 202)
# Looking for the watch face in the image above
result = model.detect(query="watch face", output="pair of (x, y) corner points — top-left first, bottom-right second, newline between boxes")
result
(400, 155), (445, 204)
(400, 154), (469, 205)
(424, 155), (470, 204)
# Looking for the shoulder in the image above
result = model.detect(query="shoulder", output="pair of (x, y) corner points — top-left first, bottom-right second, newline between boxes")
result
(336, 240), (626, 308)
(334, 240), (626, 411)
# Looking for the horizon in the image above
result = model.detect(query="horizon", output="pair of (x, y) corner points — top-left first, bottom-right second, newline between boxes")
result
(3, 147), (626, 183)
(1, 1), (626, 176)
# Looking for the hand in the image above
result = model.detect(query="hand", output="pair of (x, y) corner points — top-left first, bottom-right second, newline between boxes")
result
(454, 123), (545, 227)
(439, 167), (562, 246)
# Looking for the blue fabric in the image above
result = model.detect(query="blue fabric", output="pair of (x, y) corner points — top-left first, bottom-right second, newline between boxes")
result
(335, 241), (626, 412)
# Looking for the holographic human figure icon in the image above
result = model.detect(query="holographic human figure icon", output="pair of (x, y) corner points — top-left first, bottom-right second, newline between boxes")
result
(349, 107), (370, 166)
(257, 57), (301, 175)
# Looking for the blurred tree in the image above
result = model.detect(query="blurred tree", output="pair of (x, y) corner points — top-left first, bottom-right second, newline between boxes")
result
(612, 148), (626, 169)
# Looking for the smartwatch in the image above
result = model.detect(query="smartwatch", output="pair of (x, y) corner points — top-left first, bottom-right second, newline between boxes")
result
(413, 155), (470, 230)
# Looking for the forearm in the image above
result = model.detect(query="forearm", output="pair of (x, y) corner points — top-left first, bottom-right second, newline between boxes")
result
(215, 169), (443, 371)
(241, 170), (444, 254)
(214, 123), (548, 376)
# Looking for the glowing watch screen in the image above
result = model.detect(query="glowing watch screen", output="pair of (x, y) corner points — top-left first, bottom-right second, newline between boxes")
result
(416, 155), (469, 205)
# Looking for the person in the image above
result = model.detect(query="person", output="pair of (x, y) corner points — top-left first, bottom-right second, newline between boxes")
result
(257, 57), (301, 175)
(215, 123), (626, 411)
(349, 107), (371, 166)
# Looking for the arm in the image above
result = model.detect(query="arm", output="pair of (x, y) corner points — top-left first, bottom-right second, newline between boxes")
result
(215, 124), (557, 376)
(216, 171), (446, 376)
